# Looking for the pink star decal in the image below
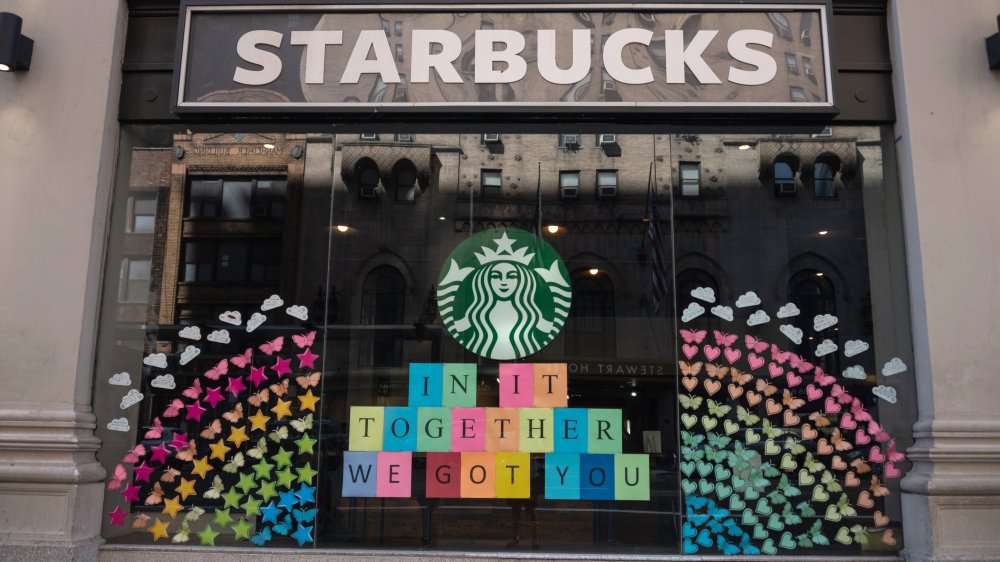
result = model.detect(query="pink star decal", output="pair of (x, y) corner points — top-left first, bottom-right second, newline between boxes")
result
(185, 401), (207, 422)
(120, 483), (141, 503)
(150, 442), (172, 464)
(133, 461), (155, 483)
(108, 505), (128, 526)
(169, 432), (189, 451)
(248, 365), (269, 387)
(297, 347), (319, 369)
(226, 375), (247, 397)
(204, 386), (225, 408)
(271, 356), (292, 378)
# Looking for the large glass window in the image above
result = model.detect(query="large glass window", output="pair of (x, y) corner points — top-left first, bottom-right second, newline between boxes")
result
(94, 128), (915, 557)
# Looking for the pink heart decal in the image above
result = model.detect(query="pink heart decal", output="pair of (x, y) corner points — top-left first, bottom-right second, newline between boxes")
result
(884, 462), (901, 479)
(768, 362), (784, 378)
(824, 397), (841, 414)
(786, 372), (803, 387)
(724, 347), (742, 365)
(682, 344), (698, 360)
(747, 353), (765, 370)
(840, 413), (858, 430)
(869, 446), (886, 463)
(703, 345), (721, 362)
(805, 384), (823, 401)
(855, 430), (871, 445)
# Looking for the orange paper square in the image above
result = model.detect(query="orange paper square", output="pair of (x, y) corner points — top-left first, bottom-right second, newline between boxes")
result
(533, 363), (568, 407)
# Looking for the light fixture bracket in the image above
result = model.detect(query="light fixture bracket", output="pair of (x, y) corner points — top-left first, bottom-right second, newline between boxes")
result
(0, 12), (33, 72)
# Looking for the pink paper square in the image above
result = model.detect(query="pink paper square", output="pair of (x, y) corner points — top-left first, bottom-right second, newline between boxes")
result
(451, 407), (486, 452)
(499, 363), (534, 407)
(376, 452), (412, 497)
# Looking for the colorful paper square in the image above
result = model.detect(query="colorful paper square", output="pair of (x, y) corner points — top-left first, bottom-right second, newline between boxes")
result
(383, 406), (417, 452)
(460, 452), (495, 498)
(554, 408), (588, 453)
(485, 407), (520, 452)
(409, 363), (443, 407)
(416, 407), (451, 452)
(495, 452), (531, 499)
(533, 363), (568, 407)
(614, 454), (650, 501)
(442, 363), (477, 407)
(545, 453), (580, 499)
(425, 452), (462, 498)
(580, 454), (615, 500)
(349, 406), (384, 451)
(587, 409), (622, 454)
(342, 451), (377, 497)
(376, 452), (412, 497)
(499, 363), (534, 407)
(519, 408), (554, 452)
(451, 407), (485, 452)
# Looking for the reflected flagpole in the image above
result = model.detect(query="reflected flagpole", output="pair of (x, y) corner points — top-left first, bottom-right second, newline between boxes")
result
(534, 161), (542, 235)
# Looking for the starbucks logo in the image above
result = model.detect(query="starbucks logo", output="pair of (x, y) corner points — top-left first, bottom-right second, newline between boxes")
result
(438, 229), (571, 360)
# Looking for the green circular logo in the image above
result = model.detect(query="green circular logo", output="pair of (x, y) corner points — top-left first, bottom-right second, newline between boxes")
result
(438, 228), (571, 360)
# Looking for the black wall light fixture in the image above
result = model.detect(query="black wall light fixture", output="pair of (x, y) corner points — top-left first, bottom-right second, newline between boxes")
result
(0, 12), (33, 72)
(988, 15), (1000, 70)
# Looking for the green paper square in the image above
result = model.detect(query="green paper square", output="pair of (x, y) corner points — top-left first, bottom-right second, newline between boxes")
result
(417, 407), (452, 452)
(441, 364), (477, 407)
(588, 409), (622, 454)
(349, 406), (384, 451)
(519, 408), (554, 452)
(614, 454), (650, 501)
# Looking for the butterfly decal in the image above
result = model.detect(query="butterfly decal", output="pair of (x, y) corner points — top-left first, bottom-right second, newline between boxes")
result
(771, 344), (791, 364)
(814, 367), (836, 387)
(199, 419), (222, 439)
(182, 379), (202, 400)
(782, 388), (806, 410)
(230, 348), (253, 368)
(833, 493), (858, 518)
(851, 457), (873, 474)
(246, 437), (268, 460)
(809, 411), (833, 427)
(123, 444), (146, 464)
(744, 335), (768, 353)
(290, 414), (313, 433)
(250, 526), (273, 546)
(293, 507), (318, 524)
(272, 514), (293, 535)
(680, 329), (707, 344)
(163, 398), (185, 418)
(705, 363), (729, 379)
(160, 466), (181, 483)
(885, 441), (906, 462)
(830, 428), (853, 451)
(296, 372), (321, 389)
(706, 399), (731, 417)
(247, 388), (270, 408)
(258, 337), (284, 356)
(171, 521), (192, 543)
(729, 368), (752, 386)
(821, 470), (843, 493)
(870, 475), (890, 497)
(144, 417), (164, 439)
(269, 379), (289, 397)
(761, 419), (783, 439)
(679, 361), (703, 377)
(830, 384), (852, 405)
(175, 439), (197, 462)
(679, 395), (703, 410)
(713, 330), (737, 347)
(797, 520), (829, 548)
(268, 426), (289, 443)
(204, 359), (229, 380)
(755, 378), (778, 396)
(203, 475), (225, 499)
(789, 353), (814, 373)
(183, 506), (205, 523)
(292, 330), (316, 349)
(144, 482), (165, 505)
(802, 453), (824, 473)
(222, 403), (244, 423)
(131, 513), (151, 529)
(736, 406), (760, 426)
(783, 436), (806, 455)
(222, 452), (246, 473)
(106, 463), (127, 490)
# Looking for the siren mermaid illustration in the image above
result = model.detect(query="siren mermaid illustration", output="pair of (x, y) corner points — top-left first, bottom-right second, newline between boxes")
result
(438, 230), (571, 360)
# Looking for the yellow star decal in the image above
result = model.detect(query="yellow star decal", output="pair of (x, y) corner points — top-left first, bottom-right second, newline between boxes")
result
(297, 389), (320, 412)
(147, 517), (170, 541)
(191, 455), (213, 479)
(227, 425), (250, 447)
(209, 438), (231, 461)
(271, 398), (292, 420)
(248, 409), (271, 432)
(175, 477), (197, 500)
(162, 495), (184, 519)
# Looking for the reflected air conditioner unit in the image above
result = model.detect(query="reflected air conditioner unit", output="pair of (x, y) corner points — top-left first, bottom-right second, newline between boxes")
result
(360, 133), (379, 141)
(598, 185), (617, 200)
(563, 134), (580, 149)
(359, 185), (380, 200)
(396, 133), (413, 142)
(483, 133), (501, 143)
(602, 80), (616, 93)
(560, 186), (579, 200)
(776, 181), (796, 196)
(599, 134), (617, 146)
(811, 127), (833, 138)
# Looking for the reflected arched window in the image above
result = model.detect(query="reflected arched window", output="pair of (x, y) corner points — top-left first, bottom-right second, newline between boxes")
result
(767, 12), (793, 41)
(360, 266), (405, 367)
(676, 268), (719, 318)
(788, 269), (837, 372)
(774, 155), (798, 196)
(814, 155), (840, 198)
(356, 158), (380, 201)
(566, 270), (615, 357)
(393, 160), (419, 202)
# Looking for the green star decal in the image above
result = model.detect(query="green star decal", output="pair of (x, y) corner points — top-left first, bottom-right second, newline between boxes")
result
(296, 462), (319, 484)
(235, 472), (256, 494)
(275, 467), (297, 489)
(272, 447), (293, 468)
(232, 517), (253, 540)
(253, 458), (275, 480)
(212, 508), (232, 527)
(241, 495), (262, 517)
(257, 479), (278, 502)
(294, 433), (317, 455)
(221, 488), (243, 510)
(197, 524), (220, 546)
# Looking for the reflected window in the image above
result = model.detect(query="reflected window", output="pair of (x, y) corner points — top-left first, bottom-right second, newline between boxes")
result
(560, 171), (580, 199)
(803, 56), (815, 78)
(559, 133), (581, 148)
(814, 156), (839, 198)
(596, 170), (618, 200)
(186, 178), (286, 219)
(357, 159), (380, 200)
(789, 269), (837, 371)
(785, 53), (798, 74)
(119, 257), (150, 302)
(359, 266), (405, 368)
(128, 193), (157, 233)
(481, 169), (502, 201)
(182, 239), (281, 283)
(394, 160), (419, 202)
(767, 12), (792, 41)
(774, 156), (797, 196)
(680, 162), (700, 197)
(790, 86), (807, 102)
(567, 269), (615, 357)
